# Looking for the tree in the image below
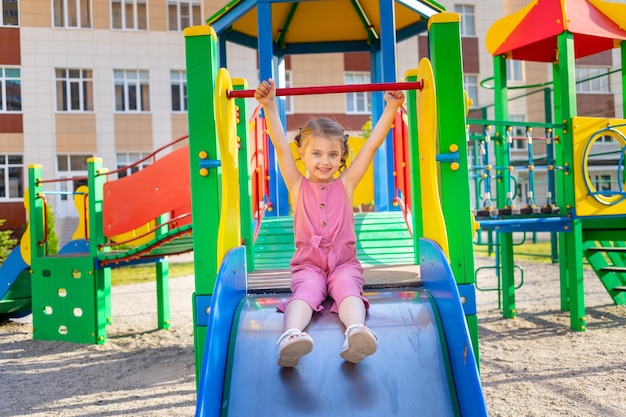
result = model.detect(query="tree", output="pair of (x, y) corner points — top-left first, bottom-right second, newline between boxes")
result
(0, 219), (18, 264)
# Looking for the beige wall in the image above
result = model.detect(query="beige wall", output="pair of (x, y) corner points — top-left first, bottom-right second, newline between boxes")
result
(171, 114), (189, 141)
(114, 114), (153, 151)
(150, 0), (167, 31)
(20, 0), (50, 27)
(0, 134), (24, 152)
(55, 114), (98, 153)
(93, 0), (111, 30)
(291, 54), (346, 114)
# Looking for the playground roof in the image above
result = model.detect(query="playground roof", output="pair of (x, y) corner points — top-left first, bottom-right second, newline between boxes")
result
(206, 0), (445, 54)
(486, 0), (626, 62)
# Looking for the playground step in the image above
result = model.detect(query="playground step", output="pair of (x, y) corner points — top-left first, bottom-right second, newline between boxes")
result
(582, 240), (626, 305)
(600, 266), (626, 273)
(586, 246), (626, 253)
(252, 211), (414, 271)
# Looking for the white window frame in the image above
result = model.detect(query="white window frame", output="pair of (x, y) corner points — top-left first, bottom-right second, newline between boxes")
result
(576, 67), (610, 94)
(507, 60), (523, 82)
(509, 115), (527, 150)
(116, 152), (151, 179)
(56, 154), (90, 217)
(111, 0), (147, 30)
(167, 0), (201, 31)
(170, 70), (187, 112)
(454, 4), (475, 36)
(53, 0), (92, 28)
(0, 67), (21, 112)
(55, 68), (94, 112)
(1, 0), (19, 26)
(0, 154), (24, 200)
(114, 69), (150, 112)
(345, 72), (371, 115)
(284, 70), (294, 115)
(463, 74), (478, 107)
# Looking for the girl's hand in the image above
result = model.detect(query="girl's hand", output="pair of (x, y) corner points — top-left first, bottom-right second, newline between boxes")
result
(254, 78), (276, 105)
(384, 90), (405, 107)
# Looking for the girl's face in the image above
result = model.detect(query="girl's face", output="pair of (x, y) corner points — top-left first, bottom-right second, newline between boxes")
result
(299, 135), (343, 183)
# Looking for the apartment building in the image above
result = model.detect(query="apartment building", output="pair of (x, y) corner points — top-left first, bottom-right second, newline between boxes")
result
(1, 0), (623, 240)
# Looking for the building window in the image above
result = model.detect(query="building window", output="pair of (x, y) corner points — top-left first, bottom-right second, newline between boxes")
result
(57, 154), (90, 202)
(1, 0), (19, 26)
(509, 115), (526, 150)
(594, 173), (612, 192)
(167, 0), (201, 31)
(454, 4), (475, 36)
(116, 152), (151, 179)
(111, 0), (147, 30)
(507, 60), (523, 82)
(53, 0), (91, 28)
(171, 70), (187, 112)
(55, 69), (94, 112)
(0, 154), (23, 199)
(464, 74), (478, 107)
(345, 72), (371, 114)
(0, 67), (21, 112)
(114, 69), (150, 112)
(576, 67), (610, 93)
(284, 70), (294, 114)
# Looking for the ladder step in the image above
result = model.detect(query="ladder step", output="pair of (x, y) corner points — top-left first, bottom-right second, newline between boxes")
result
(613, 286), (626, 293)
(600, 266), (626, 272)
(586, 246), (626, 253)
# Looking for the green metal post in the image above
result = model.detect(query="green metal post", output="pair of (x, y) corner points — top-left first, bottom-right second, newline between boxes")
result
(185, 25), (222, 381)
(87, 158), (112, 331)
(404, 69), (423, 263)
(234, 78), (255, 272)
(622, 41), (626, 115)
(428, 13), (475, 284)
(555, 31), (586, 331)
(493, 54), (516, 319)
(155, 213), (171, 330)
(428, 13), (479, 359)
(156, 260), (170, 329)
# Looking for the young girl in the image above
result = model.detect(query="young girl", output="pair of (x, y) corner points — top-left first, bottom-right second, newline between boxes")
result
(254, 79), (405, 367)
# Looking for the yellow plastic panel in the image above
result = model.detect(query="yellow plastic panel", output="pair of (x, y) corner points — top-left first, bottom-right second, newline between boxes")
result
(572, 116), (626, 216)
(416, 58), (449, 259)
(215, 68), (242, 266)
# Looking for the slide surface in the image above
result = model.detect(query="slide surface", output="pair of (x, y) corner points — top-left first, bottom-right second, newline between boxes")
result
(0, 246), (31, 317)
(225, 290), (458, 416)
(0, 246), (29, 301)
(195, 241), (487, 417)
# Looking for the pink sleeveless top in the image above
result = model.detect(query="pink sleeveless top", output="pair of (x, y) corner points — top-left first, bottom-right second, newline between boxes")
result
(290, 179), (359, 271)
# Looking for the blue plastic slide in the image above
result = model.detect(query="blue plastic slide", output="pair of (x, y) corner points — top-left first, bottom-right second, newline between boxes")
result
(195, 239), (488, 417)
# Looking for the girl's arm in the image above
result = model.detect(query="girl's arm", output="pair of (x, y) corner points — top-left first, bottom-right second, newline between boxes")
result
(341, 91), (405, 195)
(254, 79), (302, 196)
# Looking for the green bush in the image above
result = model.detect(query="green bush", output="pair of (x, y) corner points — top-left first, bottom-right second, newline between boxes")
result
(45, 203), (59, 255)
(0, 219), (18, 264)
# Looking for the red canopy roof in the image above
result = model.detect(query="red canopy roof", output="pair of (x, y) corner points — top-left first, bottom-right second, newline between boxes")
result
(486, 0), (626, 62)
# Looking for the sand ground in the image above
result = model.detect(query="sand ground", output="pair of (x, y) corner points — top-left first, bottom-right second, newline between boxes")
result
(1, 256), (625, 416)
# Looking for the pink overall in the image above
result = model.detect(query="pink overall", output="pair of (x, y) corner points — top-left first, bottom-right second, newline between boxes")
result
(277, 179), (369, 314)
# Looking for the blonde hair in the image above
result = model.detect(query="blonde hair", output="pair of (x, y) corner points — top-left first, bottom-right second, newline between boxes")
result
(293, 118), (350, 172)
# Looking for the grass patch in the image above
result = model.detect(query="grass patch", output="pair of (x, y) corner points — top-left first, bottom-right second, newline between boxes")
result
(111, 262), (194, 286)
(474, 240), (557, 264)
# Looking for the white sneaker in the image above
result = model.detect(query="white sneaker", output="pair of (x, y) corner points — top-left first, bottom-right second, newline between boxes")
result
(340, 324), (378, 364)
(276, 328), (314, 367)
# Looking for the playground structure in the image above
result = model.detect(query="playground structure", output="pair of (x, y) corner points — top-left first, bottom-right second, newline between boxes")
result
(471, 0), (626, 332)
(185, 6), (487, 416)
(7, 136), (195, 343)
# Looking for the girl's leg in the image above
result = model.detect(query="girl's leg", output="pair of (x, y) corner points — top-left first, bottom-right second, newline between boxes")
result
(337, 296), (377, 364)
(277, 299), (315, 367)
(337, 295), (366, 327)
(284, 299), (314, 330)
